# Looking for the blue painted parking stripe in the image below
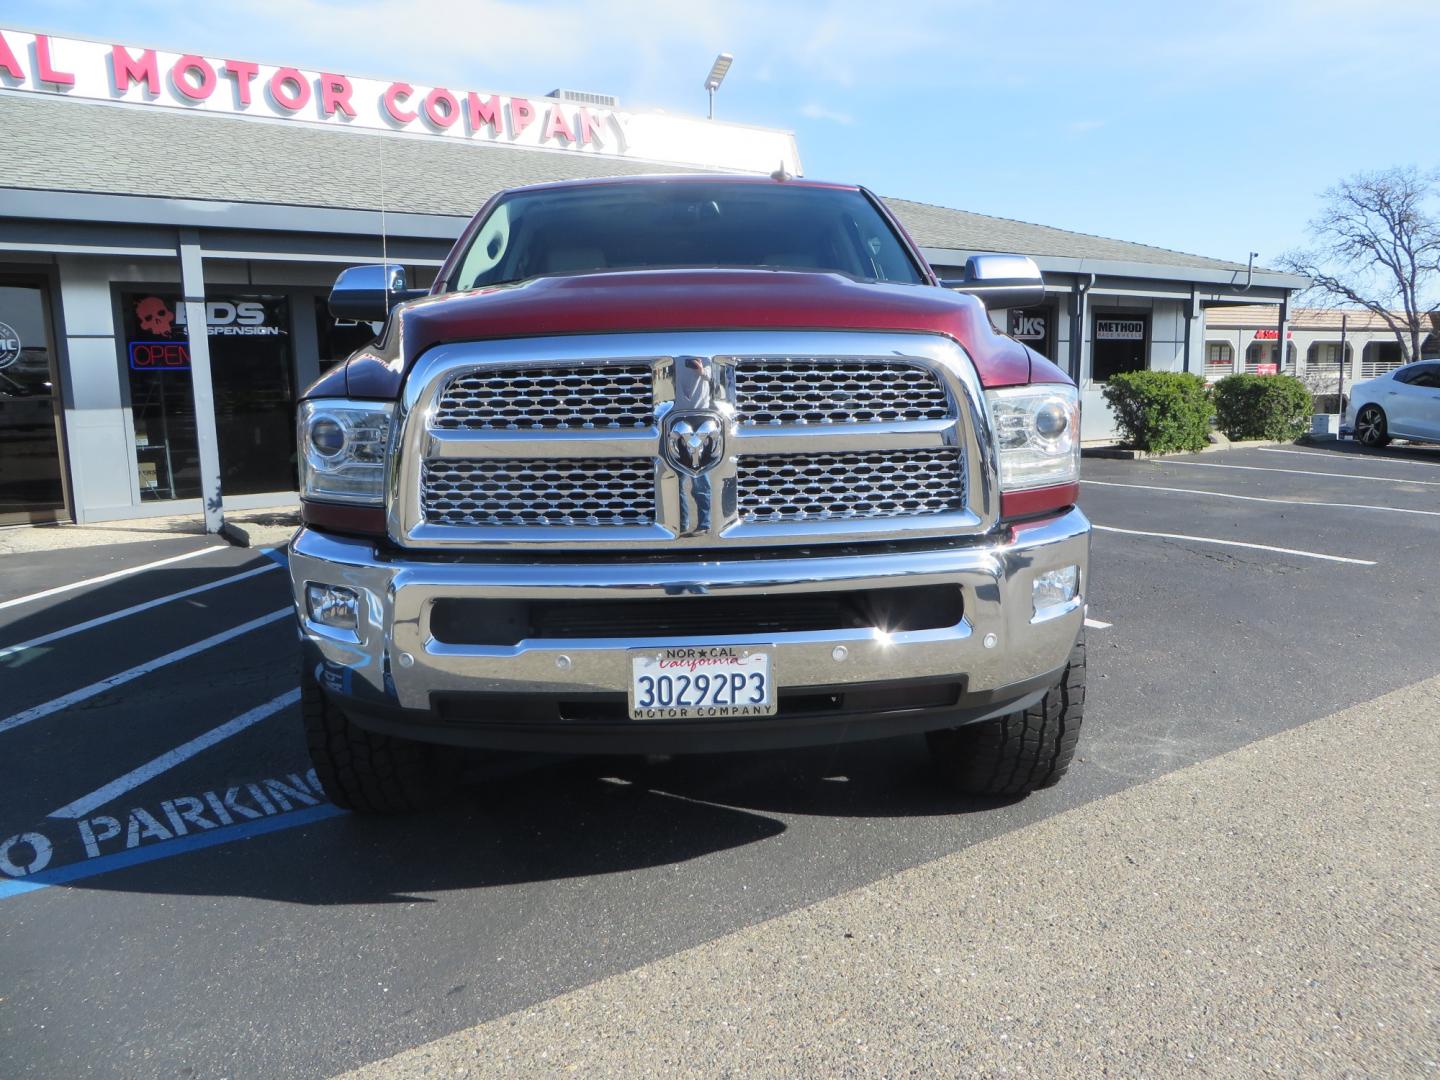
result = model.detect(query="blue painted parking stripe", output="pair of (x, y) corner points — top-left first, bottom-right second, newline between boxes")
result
(0, 803), (347, 901)
(260, 545), (290, 567)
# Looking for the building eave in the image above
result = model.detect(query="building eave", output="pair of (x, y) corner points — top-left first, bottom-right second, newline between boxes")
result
(0, 186), (467, 240)
(919, 246), (1310, 292)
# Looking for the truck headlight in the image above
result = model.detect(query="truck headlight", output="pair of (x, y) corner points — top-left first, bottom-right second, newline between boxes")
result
(298, 399), (393, 505)
(985, 384), (1080, 490)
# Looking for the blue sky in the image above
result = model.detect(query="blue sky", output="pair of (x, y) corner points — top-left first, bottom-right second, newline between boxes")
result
(9, 0), (1439, 268)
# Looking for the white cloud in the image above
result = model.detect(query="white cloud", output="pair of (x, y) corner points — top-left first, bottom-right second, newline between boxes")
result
(801, 102), (853, 125)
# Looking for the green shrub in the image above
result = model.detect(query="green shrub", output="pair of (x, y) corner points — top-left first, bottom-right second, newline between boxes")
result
(1211, 374), (1313, 441)
(1101, 371), (1213, 453)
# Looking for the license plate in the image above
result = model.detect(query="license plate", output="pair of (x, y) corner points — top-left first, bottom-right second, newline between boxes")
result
(628, 646), (776, 720)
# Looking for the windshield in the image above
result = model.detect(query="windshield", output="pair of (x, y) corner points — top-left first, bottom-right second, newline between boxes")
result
(450, 183), (927, 290)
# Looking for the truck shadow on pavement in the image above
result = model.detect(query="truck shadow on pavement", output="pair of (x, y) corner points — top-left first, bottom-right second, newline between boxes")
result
(583, 741), (1018, 818)
(35, 741), (1013, 906)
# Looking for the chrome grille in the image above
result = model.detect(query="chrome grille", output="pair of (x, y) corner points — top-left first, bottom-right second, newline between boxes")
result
(737, 449), (966, 523)
(434, 365), (653, 430)
(736, 359), (949, 425)
(401, 333), (988, 549)
(423, 459), (655, 527)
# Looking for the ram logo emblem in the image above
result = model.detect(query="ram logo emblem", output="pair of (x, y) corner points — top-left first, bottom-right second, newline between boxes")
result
(664, 412), (725, 474)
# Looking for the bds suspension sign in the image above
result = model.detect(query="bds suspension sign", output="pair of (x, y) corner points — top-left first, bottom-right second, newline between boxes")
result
(0, 28), (801, 174)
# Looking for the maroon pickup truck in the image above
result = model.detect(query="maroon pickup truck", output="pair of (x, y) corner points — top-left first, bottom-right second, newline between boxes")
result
(289, 175), (1089, 813)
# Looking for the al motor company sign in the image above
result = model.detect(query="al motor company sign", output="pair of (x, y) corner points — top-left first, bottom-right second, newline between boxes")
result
(0, 28), (801, 173)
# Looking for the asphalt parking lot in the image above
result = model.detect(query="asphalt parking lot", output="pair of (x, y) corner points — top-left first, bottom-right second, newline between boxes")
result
(2, 440), (1438, 1078)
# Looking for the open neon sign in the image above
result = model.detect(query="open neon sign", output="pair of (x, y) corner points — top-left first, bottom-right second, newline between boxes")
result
(129, 342), (191, 371)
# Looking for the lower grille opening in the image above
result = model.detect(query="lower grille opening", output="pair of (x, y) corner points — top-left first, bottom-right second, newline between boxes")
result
(433, 680), (962, 725)
(429, 585), (963, 646)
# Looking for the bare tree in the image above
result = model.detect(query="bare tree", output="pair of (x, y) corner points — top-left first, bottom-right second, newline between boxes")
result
(1282, 166), (1440, 362)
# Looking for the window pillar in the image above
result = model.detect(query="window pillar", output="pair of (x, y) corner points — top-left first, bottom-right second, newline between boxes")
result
(177, 230), (225, 534)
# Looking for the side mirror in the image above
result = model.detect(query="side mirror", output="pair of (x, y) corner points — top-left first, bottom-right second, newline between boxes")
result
(941, 254), (1045, 311)
(328, 264), (427, 322)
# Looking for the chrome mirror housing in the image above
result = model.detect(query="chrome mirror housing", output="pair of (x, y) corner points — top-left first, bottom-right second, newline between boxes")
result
(941, 254), (1045, 311)
(328, 264), (427, 322)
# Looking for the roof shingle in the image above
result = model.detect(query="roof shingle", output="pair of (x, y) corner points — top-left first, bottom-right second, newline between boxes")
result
(0, 94), (1261, 275)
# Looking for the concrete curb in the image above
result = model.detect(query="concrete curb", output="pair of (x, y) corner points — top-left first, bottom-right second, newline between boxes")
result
(218, 514), (300, 550)
(1081, 437), (1286, 461)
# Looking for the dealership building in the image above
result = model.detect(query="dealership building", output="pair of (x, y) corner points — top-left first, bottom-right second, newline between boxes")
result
(0, 27), (1308, 527)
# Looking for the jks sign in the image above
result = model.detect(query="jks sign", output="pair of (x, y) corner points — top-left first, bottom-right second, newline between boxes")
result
(0, 29), (802, 174)
(1009, 312), (1047, 341)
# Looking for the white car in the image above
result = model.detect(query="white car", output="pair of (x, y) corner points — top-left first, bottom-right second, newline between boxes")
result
(1343, 361), (1440, 446)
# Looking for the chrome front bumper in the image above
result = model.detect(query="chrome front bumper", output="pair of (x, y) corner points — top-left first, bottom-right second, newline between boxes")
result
(288, 508), (1089, 749)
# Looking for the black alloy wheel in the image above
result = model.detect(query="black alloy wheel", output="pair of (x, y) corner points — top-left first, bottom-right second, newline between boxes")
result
(1355, 404), (1390, 447)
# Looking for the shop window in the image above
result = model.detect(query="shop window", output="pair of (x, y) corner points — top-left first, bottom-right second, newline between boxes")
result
(1244, 341), (1296, 372)
(1204, 341), (1234, 377)
(121, 291), (296, 500)
(0, 277), (67, 524)
(1007, 304), (1056, 360)
(314, 297), (380, 374)
(1307, 342), (1349, 369)
(1091, 313), (1148, 382)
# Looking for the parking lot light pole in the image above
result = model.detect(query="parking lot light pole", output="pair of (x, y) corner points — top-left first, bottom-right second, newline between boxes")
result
(1338, 313), (1348, 427)
(1275, 297), (1289, 374)
(705, 53), (733, 119)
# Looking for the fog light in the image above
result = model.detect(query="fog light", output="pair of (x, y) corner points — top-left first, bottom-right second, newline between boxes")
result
(1033, 565), (1080, 613)
(307, 583), (359, 629)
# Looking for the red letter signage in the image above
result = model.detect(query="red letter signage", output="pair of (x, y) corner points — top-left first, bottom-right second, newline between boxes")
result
(422, 87), (459, 128)
(222, 60), (259, 105)
(0, 32), (21, 80)
(269, 68), (310, 112)
(33, 35), (75, 87)
(111, 46), (158, 94)
(173, 54), (216, 101)
(466, 92), (501, 134)
(577, 107), (604, 148)
(543, 106), (575, 143)
(383, 82), (417, 124)
(319, 73), (355, 117)
(509, 97), (535, 136)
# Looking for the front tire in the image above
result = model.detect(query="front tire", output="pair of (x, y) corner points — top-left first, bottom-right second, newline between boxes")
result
(927, 633), (1086, 796)
(1355, 404), (1390, 447)
(300, 666), (460, 814)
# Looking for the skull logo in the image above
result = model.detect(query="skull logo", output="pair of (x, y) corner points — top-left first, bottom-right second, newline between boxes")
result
(135, 296), (176, 337)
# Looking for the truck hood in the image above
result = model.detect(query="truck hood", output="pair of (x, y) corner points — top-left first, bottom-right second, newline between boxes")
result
(328, 269), (1069, 399)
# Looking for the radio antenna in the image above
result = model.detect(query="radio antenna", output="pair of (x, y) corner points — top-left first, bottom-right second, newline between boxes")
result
(379, 133), (390, 313)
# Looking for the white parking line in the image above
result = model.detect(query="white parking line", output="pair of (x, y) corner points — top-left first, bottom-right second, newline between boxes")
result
(1258, 446), (1440, 469)
(1163, 459), (1440, 487)
(1083, 618), (1112, 629)
(0, 608), (292, 736)
(0, 563), (282, 661)
(0, 545), (230, 613)
(1082, 479), (1440, 518)
(48, 688), (301, 820)
(1092, 524), (1376, 566)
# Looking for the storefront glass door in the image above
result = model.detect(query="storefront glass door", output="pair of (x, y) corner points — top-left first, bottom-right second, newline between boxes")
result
(121, 291), (297, 501)
(1091, 312), (1149, 382)
(0, 278), (68, 525)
